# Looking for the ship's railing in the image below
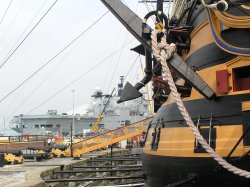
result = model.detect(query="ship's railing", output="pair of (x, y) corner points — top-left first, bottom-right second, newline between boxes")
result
(71, 117), (153, 157)
(0, 135), (50, 143)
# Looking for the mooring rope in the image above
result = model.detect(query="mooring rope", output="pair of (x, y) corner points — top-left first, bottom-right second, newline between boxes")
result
(151, 28), (250, 178)
(200, 0), (228, 11)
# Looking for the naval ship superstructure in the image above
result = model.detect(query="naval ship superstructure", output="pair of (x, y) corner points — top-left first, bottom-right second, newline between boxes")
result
(10, 77), (149, 135)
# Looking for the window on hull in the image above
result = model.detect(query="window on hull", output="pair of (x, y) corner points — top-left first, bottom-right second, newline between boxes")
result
(233, 66), (250, 91)
(41, 124), (53, 129)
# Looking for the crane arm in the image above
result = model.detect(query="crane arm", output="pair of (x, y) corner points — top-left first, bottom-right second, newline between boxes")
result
(92, 88), (115, 132)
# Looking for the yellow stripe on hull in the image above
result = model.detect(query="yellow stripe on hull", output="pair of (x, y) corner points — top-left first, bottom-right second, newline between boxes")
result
(144, 125), (246, 157)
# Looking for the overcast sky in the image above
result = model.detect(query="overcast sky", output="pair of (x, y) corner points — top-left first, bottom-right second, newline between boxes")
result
(0, 0), (159, 128)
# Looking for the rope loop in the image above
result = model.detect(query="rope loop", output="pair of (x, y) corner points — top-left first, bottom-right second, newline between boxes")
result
(151, 29), (176, 63)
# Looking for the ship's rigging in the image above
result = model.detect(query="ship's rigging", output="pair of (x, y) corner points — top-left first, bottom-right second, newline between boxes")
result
(112, 0), (215, 111)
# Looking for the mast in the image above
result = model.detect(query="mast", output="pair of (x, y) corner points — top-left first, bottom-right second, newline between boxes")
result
(118, 76), (124, 97)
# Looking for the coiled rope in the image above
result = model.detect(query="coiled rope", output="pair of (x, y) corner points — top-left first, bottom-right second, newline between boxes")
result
(151, 29), (250, 178)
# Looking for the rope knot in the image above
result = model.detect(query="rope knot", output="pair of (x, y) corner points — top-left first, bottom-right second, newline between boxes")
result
(151, 29), (176, 62)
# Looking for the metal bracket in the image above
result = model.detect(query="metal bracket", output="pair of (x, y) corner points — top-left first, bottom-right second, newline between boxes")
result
(150, 122), (163, 151)
(194, 115), (216, 153)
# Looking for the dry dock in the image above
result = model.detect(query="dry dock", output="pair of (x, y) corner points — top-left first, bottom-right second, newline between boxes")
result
(0, 149), (130, 187)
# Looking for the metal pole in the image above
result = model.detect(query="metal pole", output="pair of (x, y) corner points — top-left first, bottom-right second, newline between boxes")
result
(72, 89), (75, 135)
(70, 121), (73, 157)
(73, 164), (142, 169)
(45, 175), (143, 183)
(53, 168), (142, 173)
(70, 89), (75, 158)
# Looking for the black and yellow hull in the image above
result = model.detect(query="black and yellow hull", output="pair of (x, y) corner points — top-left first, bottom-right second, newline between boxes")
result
(143, 155), (250, 187)
(143, 3), (250, 187)
(143, 94), (250, 186)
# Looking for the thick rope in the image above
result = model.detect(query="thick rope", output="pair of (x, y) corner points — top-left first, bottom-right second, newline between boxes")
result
(151, 29), (250, 178)
(200, 0), (228, 11)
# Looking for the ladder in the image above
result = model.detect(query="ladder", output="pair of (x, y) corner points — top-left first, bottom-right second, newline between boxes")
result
(66, 117), (152, 157)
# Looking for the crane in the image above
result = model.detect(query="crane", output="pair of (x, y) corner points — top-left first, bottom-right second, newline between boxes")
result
(92, 88), (115, 132)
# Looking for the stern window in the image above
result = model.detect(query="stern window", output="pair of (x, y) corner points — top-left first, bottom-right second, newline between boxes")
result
(233, 66), (250, 91)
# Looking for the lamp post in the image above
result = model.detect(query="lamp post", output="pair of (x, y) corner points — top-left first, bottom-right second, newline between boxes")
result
(72, 89), (75, 135)
(70, 90), (75, 157)
(70, 120), (73, 157)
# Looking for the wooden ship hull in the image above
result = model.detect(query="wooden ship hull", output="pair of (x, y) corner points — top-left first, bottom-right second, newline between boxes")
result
(143, 2), (250, 186)
(100, 0), (250, 186)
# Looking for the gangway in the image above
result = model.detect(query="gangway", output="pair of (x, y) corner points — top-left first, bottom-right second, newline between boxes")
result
(58, 117), (152, 157)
